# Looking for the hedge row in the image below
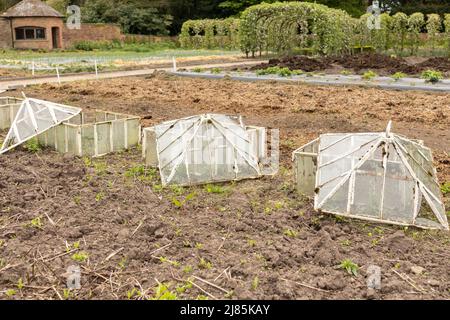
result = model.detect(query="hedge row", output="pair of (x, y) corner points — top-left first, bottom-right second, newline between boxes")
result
(180, 2), (450, 57)
(179, 18), (240, 50)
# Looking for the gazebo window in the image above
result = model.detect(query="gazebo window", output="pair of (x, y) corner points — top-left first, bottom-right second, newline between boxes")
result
(15, 27), (46, 40)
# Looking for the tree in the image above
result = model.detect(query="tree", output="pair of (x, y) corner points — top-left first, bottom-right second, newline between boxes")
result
(219, 0), (368, 17)
(82, 0), (173, 35)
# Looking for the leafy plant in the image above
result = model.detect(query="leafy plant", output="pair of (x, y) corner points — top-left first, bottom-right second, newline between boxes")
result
(63, 289), (72, 300)
(421, 70), (443, 83)
(5, 289), (16, 297)
(283, 229), (298, 238)
(194, 242), (203, 249)
(182, 265), (193, 273)
(362, 70), (378, 81)
(251, 276), (259, 290)
(192, 67), (203, 73)
(95, 192), (105, 202)
(93, 161), (107, 175)
(171, 192), (196, 208)
(71, 251), (89, 263)
(391, 72), (407, 81)
(17, 278), (24, 290)
(151, 283), (177, 300)
(176, 281), (193, 294)
(30, 216), (43, 229)
(204, 184), (227, 194)
(126, 287), (142, 300)
(339, 259), (359, 276)
(441, 182), (450, 195)
(198, 258), (212, 270)
(210, 68), (221, 74)
(23, 138), (41, 153)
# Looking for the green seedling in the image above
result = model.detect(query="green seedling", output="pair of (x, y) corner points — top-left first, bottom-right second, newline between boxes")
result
(171, 192), (196, 208)
(362, 70), (378, 81)
(283, 229), (298, 238)
(247, 239), (257, 247)
(82, 156), (92, 167)
(5, 289), (16, 297)
(196, 294), (209, 300)
(95, 192), (105, 202)
(17, 278), (24, 290)
(251, 276), (259, 290)
(176, 281), (193, 294)
(71, 251), (89, 263)
(30, 216), (43, 229)
(23, 138), (41, 153)
(194, 242), (203, 249)
(93, 161), (107, 175)
(127, 287), (142, 300)
(391, 72), (407, 81)
(192, 67), (203, 73)
(204, 184), (227, 194)
(118, 257), (127, 270)
(198, 258), (212, 270)
(63, 289), (73, 300)
(151, 283), (177, 300)
(421, 69), (443, 83)
(339, 259), (359, 276)
(440, 182), (450, 195)
(182, 265), (193, 273)
(210, 68), (221, 74)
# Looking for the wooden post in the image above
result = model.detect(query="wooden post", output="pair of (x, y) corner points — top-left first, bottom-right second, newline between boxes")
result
(172, 56), (177, 72)
(56, 67), (61, 84)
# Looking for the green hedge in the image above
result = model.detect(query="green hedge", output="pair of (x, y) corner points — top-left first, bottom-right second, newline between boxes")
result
(179, 18), (240, 50)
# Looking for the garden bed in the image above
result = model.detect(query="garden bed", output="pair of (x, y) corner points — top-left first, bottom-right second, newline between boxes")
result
(247, 53), (450, 77)
(173, 70), (450, 93)
(0, 75), (448, 300)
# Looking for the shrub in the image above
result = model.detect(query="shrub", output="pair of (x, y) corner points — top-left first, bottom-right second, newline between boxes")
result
(180, 18), (240, 50)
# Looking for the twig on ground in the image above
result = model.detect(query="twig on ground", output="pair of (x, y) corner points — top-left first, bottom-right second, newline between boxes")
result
(192, 275), (230, 294)
(103, 247), (124, 263)
(391, 269), (426, 293)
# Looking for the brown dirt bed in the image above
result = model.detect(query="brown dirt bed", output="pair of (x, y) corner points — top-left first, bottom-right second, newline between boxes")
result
(0, 74), (449, 300)
(249, 53), (450, 77)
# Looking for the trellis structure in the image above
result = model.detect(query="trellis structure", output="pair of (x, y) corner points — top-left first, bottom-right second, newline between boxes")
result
(239, 2), (356, 57)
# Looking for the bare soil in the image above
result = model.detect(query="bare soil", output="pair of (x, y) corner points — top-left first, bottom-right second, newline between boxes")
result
(0, 74), (449, 300)
(250, 53), (450, 76)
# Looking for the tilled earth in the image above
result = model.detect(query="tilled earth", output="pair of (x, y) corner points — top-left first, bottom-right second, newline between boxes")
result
(0, 74), (449, 300)
(250, 53), (450, 76)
